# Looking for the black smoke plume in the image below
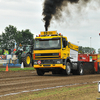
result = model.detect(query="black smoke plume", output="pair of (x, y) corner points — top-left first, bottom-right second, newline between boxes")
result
(42, 0), (91, 31)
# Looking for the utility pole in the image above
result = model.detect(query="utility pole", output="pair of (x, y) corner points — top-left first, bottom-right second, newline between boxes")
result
(90, 37), (91, 53)
(77, 41), (79, 46)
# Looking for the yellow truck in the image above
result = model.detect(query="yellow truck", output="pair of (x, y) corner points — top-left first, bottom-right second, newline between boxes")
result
(33, 31), (83, 76)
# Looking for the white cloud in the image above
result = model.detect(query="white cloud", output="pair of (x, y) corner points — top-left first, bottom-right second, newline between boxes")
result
(0, 0), (43, 33)
(0, 0), (100, 53)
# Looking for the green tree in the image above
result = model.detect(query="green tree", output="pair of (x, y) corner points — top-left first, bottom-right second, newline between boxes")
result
(0, 25), (34, 50)
(20, 29), (34, 45)
(83, 47), (96, 54)
(0, 25), (18, 49)
(98, 48), (100, 54)
(0, 35), (2, 48)
(78, 46), (83, 53)
(78, 46), (96, 54)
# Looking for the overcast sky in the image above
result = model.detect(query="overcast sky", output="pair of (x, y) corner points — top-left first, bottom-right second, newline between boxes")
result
(0, 0), (100, 53)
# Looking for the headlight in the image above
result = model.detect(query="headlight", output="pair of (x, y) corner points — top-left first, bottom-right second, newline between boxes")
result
(34, 61), (37, 64)
(57, 60), (61, 64)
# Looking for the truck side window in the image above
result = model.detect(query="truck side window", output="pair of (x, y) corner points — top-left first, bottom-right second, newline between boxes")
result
(62, 38), (66, 48)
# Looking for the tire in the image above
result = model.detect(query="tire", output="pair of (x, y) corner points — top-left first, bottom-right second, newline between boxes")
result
(77, 63), (84, 75)
(21, 53), (31, 67)
(66, 62), (71, 75)
(36, 69), (44, 76)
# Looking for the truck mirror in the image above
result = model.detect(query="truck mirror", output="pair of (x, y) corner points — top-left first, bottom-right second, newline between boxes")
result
(65, 41), (68, 46)
(68, 42), (70, 48)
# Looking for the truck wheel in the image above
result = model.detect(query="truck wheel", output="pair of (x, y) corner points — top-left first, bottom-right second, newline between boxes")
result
(66, 62), (71, 75)
(22, 54), (31, 67)
(77, 63), (84, 75)
(36, 69), (44, 76)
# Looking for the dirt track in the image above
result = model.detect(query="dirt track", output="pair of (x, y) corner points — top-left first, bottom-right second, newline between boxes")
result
(0, 70), (100, 98)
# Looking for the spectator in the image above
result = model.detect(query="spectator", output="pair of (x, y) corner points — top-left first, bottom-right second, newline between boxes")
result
(3, 49), (9, 55)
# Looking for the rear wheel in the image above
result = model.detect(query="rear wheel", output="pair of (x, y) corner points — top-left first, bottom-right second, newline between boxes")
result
(77, 63), (84, 75)
(21, 54), (31, 67)
(36, 69), (44, 76)
(72, 63), (84, 75)
(66, 62), (71, 75)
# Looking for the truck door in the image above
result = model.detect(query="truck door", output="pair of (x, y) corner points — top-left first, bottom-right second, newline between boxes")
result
(62, 38), (68, 59)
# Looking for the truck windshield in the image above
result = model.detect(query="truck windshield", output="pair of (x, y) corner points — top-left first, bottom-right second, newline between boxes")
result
(34, 38), (61, 50)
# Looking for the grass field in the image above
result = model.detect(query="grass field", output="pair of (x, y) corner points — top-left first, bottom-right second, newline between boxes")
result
(0, 67), (35, 71)
(1, 83), (100, 100)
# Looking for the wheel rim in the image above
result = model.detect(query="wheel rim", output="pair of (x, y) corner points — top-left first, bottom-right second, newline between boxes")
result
(80, 67), (83, 74)
(67, 65), (71, 74)
(26, 56), (30, 64)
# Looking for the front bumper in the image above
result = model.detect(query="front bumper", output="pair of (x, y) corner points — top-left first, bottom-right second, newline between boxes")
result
(33, 64), (66, 70)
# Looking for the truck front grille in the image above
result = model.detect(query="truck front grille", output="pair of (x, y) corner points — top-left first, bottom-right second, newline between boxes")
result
(35, 53), (59, 59)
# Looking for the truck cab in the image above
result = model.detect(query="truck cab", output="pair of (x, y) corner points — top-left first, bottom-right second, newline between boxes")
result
(33, 31), (81, 76)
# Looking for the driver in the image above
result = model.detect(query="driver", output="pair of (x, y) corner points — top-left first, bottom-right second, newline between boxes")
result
(42, 41), (48, 48)
(51, 40), (59, 47)
(18, 43), (23, 51)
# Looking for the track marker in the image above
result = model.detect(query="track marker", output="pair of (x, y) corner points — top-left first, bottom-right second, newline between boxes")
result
(5, 64), (8, 71)
(21, 62), (24, 69)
